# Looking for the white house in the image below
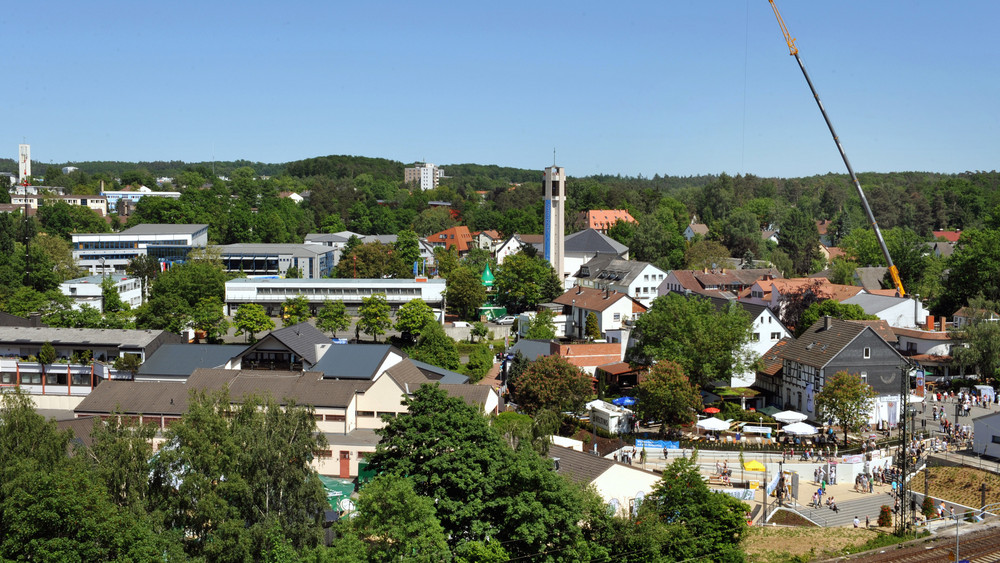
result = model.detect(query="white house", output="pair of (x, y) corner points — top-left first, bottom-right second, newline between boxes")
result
(548, 445), (661, 518)
(495, 234), (544, 264)
(573, 256), (666, 308)
(704, 296), (791, 387)
(841, 294), (929, 329)
(552, 286), (647, 342)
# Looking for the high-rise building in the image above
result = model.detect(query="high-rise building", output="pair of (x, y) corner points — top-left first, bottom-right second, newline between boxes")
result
(404, 163), (443, 191)
(543, 165), (566, 280)
(18, 144), (30, 185)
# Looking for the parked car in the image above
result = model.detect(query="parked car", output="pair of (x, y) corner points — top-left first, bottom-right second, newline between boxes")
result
(493, 315), (517, 325)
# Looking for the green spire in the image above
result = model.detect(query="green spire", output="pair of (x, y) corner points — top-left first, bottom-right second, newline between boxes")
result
(481, 263), (495, 287)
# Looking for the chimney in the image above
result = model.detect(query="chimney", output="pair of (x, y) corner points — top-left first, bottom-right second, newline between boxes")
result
(823, 315), (832, 331)
(925, 315), (935, 331)
(28, 312), (41, 327)
(577, 286), (583, 295)
(604, 287), (610, 300)
(939, 317), (946, 331)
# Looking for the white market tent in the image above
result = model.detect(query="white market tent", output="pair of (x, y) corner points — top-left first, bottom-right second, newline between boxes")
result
(773, 410), (808, 424)
(782, 421), (818, 436)
(696, 417), (731, 431)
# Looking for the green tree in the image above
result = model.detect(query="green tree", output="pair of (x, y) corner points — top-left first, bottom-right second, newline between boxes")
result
(638, 457), (750, 561)
(149, 252), (227, 308)
(394, 229), (422, 275)
(684, 239), (732, 270)
(191, 296), (230, 342)
(113, 354), (143, 378)
(339, 475), (450, 562)
(0, 387), (73, 470)
(126, 254), (161, 299)
(463, 343), (494, 383)
(135, 294), (190, 333)
(38, 341), (56, 365)
(493, 252), (562, 313)
(316, 300), (351, 338)
(85, 412), (157, 513)
(585, 311), (600, 340)
(358, 293), (391, 342)
(334, 242), (407, 279)
(629, 292), (755, 388)
(433, 246), (460, 279)
(100, 276), (128, 313)
(814, 371), (877, 445)
(470, 321), (489, 343)
(951, 296), (1000, 379)
(409, 321), (461, 371)
(721, 207), (762, 259)
(281, 295), (311, 327)
(797, 300), (877, 337)
(524, 308), (557, 340)
(938, 228), (1000, 315)
(778, 207), (820, 275)
(636, 360), (703, 431)
(509, 355), (592, 415)
(445, 266), (487, 321)
(366, 384), (596, 561)
(234, 303), (275, 343)
(394, 298), (436, 343)
(284, 266), (302, 278)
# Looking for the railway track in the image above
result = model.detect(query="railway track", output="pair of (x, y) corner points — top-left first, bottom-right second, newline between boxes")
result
(835, 525), (1000, 563)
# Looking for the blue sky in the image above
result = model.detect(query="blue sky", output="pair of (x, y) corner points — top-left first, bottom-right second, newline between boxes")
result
(8, 1), (999, 178)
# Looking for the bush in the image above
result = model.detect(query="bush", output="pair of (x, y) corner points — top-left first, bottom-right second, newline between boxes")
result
(921, 496), (936, 519)
(877, 505), (892, 527)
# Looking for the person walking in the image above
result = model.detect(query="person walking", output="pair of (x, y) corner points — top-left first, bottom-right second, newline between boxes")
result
(865, 515), (870, 528)
(853, 516), (860, 528)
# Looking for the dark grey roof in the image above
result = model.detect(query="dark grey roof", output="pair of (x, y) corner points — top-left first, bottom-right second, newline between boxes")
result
(304, 232), (358, 244)
(577, 256), (652, 284)
(119, 223), (208, 236)
(547, 444), (615, 485)
(322, 428), (380, 448)
(312, 343), (395, 380)
(855, 267), (889, 292)
(782, 317), (898, 369)
(564, 229), (628, 255)
(0, 326), (178, 348)
(508, 339), (554, 362)
(0, 311), (44, 327)
(411, 360), (470, 384)
(267, 322), (334, 366)
(57, 416), (100, 451)
(76, 381), (190, 416)
(137, 344), (239, 379)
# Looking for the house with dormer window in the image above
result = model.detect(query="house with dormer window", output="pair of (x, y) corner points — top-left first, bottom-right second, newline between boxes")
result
(778, 316), (907, 424)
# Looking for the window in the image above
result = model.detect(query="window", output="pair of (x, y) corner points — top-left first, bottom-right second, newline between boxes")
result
(860, 371), (868, 383)
(992, 436), (1000, 445)
(864, 347), (871, 359)
(771, 332), (781, 341)
(325, 414), (346, 422)
(613, 313), (621, 321)
(358, 411), (375, 417)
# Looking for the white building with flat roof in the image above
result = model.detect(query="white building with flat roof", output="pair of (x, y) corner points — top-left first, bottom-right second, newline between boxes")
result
(213, 243), (336, 279)
(101, 188), (182, 212)
(59, 274), (143, 312)
(72, 224), (209, 274)
(224, 277), (447, 317)
(404, 163), (443, 191)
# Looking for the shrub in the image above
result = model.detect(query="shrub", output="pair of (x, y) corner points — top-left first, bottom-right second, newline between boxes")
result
(877, 505), (892, 527)
(922, 496), (936, 519)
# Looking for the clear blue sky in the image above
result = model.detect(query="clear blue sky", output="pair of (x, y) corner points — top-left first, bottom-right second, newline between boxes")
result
(8, 1), (999, 178)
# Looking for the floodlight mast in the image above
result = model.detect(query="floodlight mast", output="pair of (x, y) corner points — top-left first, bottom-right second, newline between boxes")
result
(767, 0), (905, 297)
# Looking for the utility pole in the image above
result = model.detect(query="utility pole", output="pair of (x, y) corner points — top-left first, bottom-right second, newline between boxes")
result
(898, 364), (910, 536)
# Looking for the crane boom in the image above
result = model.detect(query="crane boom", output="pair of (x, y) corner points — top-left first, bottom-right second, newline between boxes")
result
(767, 0), (905, 296)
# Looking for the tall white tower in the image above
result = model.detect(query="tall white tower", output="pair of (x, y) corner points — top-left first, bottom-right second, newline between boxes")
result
(18, 144), (30, 184)
(543, 165), (566, 281)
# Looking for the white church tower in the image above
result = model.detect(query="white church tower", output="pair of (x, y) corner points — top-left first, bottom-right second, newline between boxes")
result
(18, 144), (30, 185)
(543, 165), (566, 282)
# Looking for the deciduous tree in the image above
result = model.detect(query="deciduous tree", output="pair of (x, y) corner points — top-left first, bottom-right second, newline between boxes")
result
(409, 321), (461, 371)
(233, 303), (275, 343)
(191, 296), (230, 342)
(493, 252), (561, 313)
(524, 308), (556, 340)
(316, 300), (350, 338)
(281, 295), (311, 327)
(358, 293), (391, 342)
(509, 355), (592, 415)
(814, 371), (877, 444)
(445, 266), (486, 321)
(636, 360), (703, 430)
(394, 298), (436, 343)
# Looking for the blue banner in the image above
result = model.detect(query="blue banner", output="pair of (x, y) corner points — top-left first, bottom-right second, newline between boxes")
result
(635, 439), (679, 450)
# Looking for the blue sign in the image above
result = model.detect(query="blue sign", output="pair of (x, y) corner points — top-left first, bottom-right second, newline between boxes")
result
(635, 439), (679, 450)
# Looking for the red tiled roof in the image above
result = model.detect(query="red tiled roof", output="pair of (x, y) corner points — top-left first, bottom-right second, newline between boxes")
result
(428, 226), (474, 253)
(891, 327), (954, 341)
(933, 231), (961, 243)
(584, 210), (636, 231)
(554, 286), (634, 313)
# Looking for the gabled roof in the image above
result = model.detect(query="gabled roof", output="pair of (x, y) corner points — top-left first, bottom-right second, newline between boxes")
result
(577, 255), (658, 285)
(686, 223), (709, 236)
(759, 338), (792, 376)
(705, 295), (777, 325)
(439, 384), (497, 409)
(411, 360), (470, 384)
(564, 229), (628, 255)
(841, 293), (910, 315)
(782, 317), (901, 369)
(767, 278), (865, 302)
(252, 322), (330, 366)
(428, 225), (474, 253)
(137, 344), (239, 379)
(854, 267), (889, 292)
(554, 286), (643, 313)
(76, 380), (190, 416)
(383, 361), (433, 393)
(187, 368), (372, 408)
(933, 230), (961, 243)
(311, 343), (398, 380)
(845, 319), (898, 343)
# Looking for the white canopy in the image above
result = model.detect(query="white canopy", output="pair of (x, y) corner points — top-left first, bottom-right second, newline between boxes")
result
(773, 410), (808, 424)
(907, 394), (924, 404)
(783, 421), (818, 436)
(696, 417), (731, 431)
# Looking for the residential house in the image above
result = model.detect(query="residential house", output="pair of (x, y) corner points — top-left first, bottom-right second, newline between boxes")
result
(841, 293), (928, 329)
(660, 268), (781, 300)
(553, 286), (647, 345)
(952, 307), (1000, 329)
(562, 229), (629, 283)
(427, 225), (474, 255)
(278, 191), (304, 204)
(893, 315), (959, 379)
(704, 296), (791, 387)
(932, 231), (961, 243)
(778, 316), (907, 423)
(740, 278), (865, 325)
(506, 337), (625, 377)
(495, 233), (543, 264)
(547, 445), (661, 517)
(576, 210), (637, 234)
(471, 230), (502, 254)
(574, 256), (667, 308)
(683, 222), (709, 241)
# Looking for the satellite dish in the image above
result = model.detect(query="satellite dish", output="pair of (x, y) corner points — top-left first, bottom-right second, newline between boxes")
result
(339, 498), (355, 512)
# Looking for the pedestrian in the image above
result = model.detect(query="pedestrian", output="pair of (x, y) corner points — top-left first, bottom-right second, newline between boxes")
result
(868, 476), (874, 494)
(853, 516), (860, 528)
(866, 515), (870, 528)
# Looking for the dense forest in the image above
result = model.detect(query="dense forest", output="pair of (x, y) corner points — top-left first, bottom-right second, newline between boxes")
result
(2, 154), (1000, 317)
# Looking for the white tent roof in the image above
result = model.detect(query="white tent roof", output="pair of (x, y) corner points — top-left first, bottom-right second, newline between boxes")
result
(783, 421), (818, 436)
(696, 417), (731, 431)
(773, 410), (808, 424)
